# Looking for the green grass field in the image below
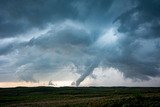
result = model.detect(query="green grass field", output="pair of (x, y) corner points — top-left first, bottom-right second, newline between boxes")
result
(0, 87), (160, 107)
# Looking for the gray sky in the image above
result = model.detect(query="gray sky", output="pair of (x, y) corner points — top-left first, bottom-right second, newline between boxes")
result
(0, 0), (160, 87)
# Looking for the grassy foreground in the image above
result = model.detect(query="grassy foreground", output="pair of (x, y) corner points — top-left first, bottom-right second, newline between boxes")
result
(0, 87), (160, 107)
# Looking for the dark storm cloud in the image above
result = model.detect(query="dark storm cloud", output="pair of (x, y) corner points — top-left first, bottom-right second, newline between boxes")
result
(29, 25), (92, 48)
(111, 0), (160, 79)
(0, 0), (160, 86)
(0, 0), (75, 38)
(0, 44), (14, 55)
(115, 0), (160, 38)
(0, 0), (113, 38)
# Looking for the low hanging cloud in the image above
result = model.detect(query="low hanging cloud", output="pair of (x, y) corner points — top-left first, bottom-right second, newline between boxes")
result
(0, 0), (160, 86)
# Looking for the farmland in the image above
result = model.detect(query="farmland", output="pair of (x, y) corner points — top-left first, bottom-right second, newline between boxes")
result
(0, 87), (160, 107)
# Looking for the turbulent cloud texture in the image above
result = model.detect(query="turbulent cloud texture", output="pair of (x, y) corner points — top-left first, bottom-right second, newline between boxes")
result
(0, 0), (160, 86)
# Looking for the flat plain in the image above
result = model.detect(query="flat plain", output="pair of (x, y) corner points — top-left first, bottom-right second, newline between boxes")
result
(0, 87), (160, 107)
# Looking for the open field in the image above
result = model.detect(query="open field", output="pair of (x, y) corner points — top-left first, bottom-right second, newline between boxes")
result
(0, 87), (160, 107)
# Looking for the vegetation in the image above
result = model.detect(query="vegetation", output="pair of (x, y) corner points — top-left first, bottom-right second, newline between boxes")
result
(0, 87), (160, 107)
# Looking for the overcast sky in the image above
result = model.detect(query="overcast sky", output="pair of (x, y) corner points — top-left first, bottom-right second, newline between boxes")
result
(0, 0), (160, 87)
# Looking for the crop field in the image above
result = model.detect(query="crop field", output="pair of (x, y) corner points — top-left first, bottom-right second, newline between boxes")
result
(0, 87), (160, 107)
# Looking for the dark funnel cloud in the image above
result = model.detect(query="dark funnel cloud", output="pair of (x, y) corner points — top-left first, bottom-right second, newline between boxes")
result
(0, 0), (160, 86)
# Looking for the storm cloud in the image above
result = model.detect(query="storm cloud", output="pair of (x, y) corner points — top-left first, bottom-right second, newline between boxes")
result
(0, 0), (160, 86)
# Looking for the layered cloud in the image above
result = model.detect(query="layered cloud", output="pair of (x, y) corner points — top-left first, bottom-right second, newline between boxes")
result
(0, 0), (160, 86)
